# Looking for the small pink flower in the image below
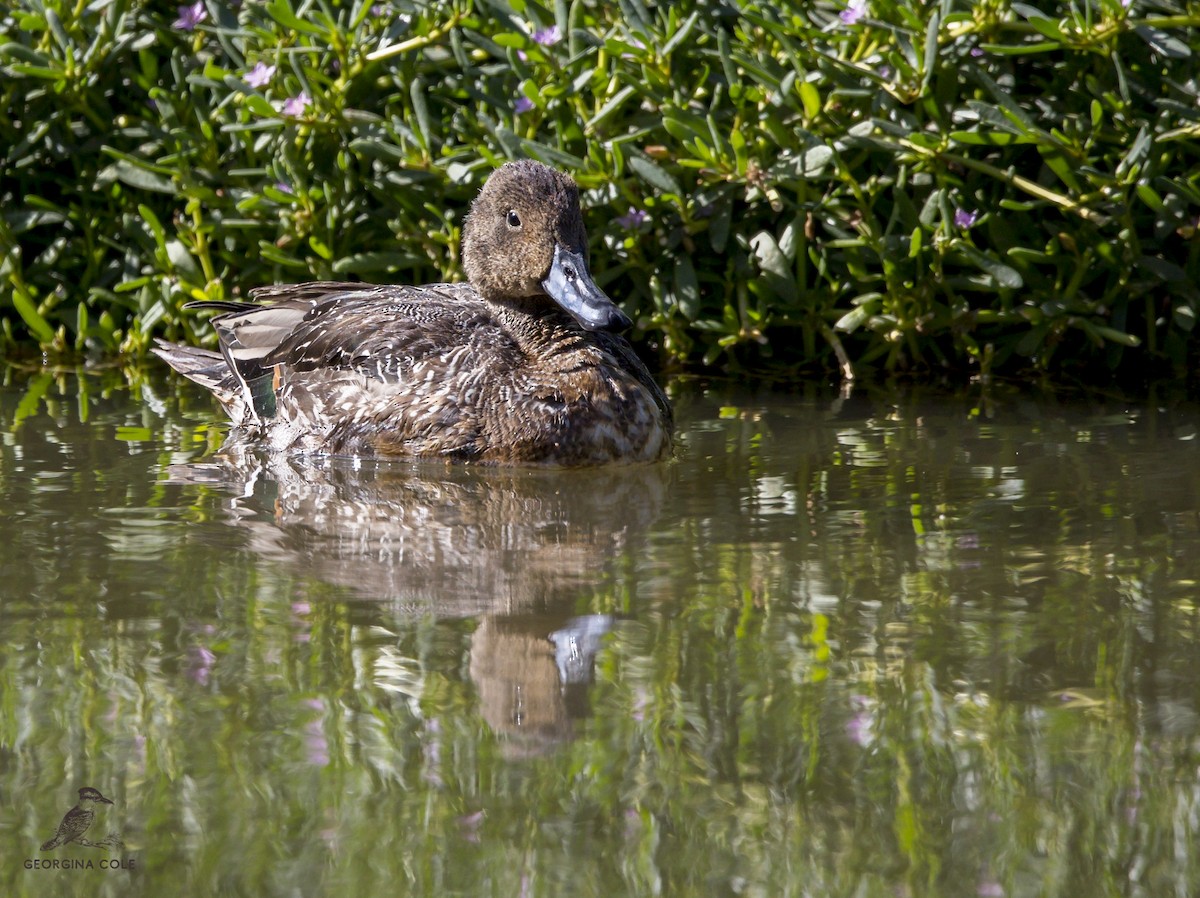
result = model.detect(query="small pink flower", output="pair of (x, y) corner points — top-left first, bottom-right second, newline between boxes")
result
(305, 718), (329, 767)
(173, 1), (206, 31)
(955, 208), (981, 229)
(616, 207), (648, 229)
(839, 0), (867, 24)
(281, 91), (312, 117)
(188, 645), (216, 685)
(244, 62), (276, 88)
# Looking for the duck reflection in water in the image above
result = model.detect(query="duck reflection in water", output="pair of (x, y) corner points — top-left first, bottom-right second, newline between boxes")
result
(166, 453), (668, 754)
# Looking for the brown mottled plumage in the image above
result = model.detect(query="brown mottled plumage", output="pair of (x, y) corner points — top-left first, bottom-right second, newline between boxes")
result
(153, 160), (672, 465)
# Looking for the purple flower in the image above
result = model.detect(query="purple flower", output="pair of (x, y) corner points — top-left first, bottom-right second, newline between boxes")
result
(244, 62), (276, 88)
(844, 694), (876, 745)
(845, 710), (873, 746)
(188, 645), (216, 685)
(281, 91), (312, 116)
(970, 46), (985, 58)
(616, 207), (648, 229)
(458, 810), (484, 842)
(274, 180), (293, 194)
(532, 25), (561, 46)
(839, 0), (867, 25)
(954, 208), (981, 229)
(305, 718), (329, 766)
(514, 96), (535, 115)
(173, 1), (207, 31)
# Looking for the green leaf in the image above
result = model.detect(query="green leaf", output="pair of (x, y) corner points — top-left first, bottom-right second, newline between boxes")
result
(1024, 16), (1065, 43)
(258, 244), (310, 270)
(44, 8), (70, 51)
(586, 85), (635, 133)
(309, 236), (334, 260)
(961, 246), (1023, 289)
(1136, 26), (1191, 59)
(1116, 127), (1152, 181)
(7, 63), (64, 80)
(410, 77), (431, 148)
(166, 240), (201, 281)
(1090, 325), (1140, 348)
(969, 70), (1039, 136)
(1139, 256), (1187, 283)
(798, 81), (821, 119)
(920, 12), (938, 92)
(0, 42), (53, 65)
(264, 0), (324, 35)
(13, 373), (52, 429)
(106, 160), (175, 194)
(709, 196), (732, 253)
(661, 11), (699, 57)
(138, 204), (166, 249)
(115, 426), (153, 442)
(10, 284), (55, 343)
(1038, 148), (1081, 194)
(950, 130), (1035, 147)
(333, 252), (424, 274)
(834, 307), (866, 333)
(750, 231), (798, 306)
(673, 255), (700, 320)
(909, 227), (923, 258)
(629, 156), (680, 196)
(1173, 304), (1196, 333)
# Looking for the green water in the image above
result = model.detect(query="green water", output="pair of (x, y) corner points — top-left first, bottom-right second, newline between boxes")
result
(2, 366), (1200, 897)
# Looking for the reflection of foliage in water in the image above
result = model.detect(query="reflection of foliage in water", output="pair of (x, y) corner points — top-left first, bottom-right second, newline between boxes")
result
(0, 369), (1199, 896)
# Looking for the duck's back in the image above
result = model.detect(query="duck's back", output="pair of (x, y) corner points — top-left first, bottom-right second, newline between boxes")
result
(157, 282), (672, 465)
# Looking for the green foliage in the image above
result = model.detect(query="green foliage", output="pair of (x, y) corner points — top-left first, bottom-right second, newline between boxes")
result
(2, 0), (1199, 379)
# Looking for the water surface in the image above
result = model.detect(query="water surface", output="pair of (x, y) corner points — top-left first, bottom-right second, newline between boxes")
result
(2, 366), (1200, 897)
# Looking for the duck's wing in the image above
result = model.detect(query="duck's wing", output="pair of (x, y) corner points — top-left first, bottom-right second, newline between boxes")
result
(258, 283), (485, 376)
(198, 283), (488, 425)
(178, 294), (323, 425)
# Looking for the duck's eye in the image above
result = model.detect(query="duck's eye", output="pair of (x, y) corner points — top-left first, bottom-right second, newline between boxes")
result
(506, 210), (521, 228)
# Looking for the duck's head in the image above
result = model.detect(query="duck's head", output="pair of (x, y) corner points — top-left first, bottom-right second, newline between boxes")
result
(462, 160), (631, 332)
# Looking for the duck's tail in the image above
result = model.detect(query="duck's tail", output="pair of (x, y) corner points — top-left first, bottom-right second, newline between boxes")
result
(151, 339), (241, 412)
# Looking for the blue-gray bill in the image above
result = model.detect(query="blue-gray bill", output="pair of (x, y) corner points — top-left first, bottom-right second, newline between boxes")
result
(541, 244), (632, 332)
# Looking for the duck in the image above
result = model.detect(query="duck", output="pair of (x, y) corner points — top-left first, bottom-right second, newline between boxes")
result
(153, 160), (672, 465)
